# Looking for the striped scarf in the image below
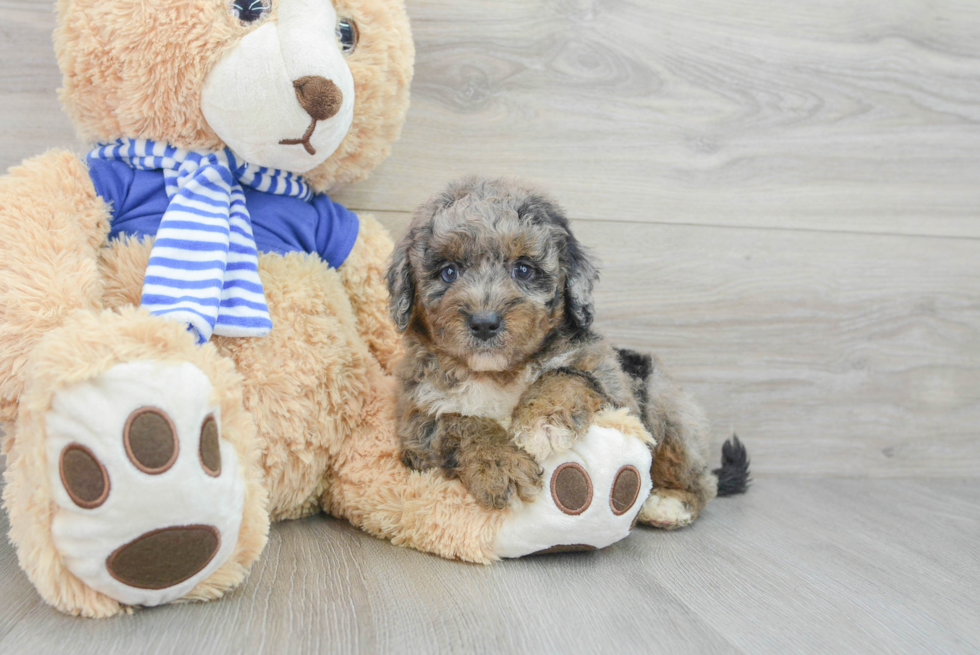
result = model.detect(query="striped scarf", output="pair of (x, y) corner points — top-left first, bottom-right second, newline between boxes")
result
(89, 138), (313, 343)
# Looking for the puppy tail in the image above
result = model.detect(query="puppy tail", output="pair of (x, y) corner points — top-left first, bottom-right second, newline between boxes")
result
(713, 434), (751, 496)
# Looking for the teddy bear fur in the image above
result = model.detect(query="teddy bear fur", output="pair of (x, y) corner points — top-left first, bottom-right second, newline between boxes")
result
(0, 0), (524, 617)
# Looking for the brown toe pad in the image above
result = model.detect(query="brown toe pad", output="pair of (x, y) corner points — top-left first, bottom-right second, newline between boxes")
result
(199, 415), (221, 477)
(610, 465), (641, 515)
(106, 525), (220, 590)
(551, 463), (593, 515)
(60, 444), (110, 509)
(124, 407), (178, 474)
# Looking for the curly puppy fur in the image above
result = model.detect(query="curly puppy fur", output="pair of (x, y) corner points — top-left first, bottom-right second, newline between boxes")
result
(387, 177), (747, 519)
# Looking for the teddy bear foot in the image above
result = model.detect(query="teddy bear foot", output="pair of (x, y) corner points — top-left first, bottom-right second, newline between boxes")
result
(492, 424), (653, 558)
(46, 361), (246, 607)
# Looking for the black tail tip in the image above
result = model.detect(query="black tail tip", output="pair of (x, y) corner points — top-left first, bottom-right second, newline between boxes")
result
(713, 434), (751, 496)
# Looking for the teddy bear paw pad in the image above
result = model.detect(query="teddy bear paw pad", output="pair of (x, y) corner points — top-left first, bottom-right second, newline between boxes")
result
(45, 361), (245, 606)
(493, 425), (653, 558)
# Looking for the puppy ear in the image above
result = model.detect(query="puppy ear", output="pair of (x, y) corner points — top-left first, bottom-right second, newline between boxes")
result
(386, 231), (416, 332)
(563, 231), (599, 331)
(518, 191), (600, 331)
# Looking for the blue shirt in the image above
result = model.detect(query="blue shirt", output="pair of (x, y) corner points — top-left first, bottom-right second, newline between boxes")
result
(88, 158), (359, 267)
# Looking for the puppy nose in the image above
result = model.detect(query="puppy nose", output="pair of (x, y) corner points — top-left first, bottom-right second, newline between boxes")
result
(468, 312), (502, 341)
(292, 75), (343, 121)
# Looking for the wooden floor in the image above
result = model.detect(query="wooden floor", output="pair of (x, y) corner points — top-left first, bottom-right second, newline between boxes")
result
(1, 0), (979, 652)
(0, 476), (977, 654)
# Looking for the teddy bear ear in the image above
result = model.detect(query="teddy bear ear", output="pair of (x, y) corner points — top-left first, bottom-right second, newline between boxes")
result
(55, 0), (231, 149)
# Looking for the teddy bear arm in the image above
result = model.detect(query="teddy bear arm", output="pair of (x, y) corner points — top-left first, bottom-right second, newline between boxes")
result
(336, 213), (403, 374)
(0, 150), (111, 427)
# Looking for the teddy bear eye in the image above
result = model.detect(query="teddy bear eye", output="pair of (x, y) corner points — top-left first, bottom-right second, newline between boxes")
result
(231, 0), (270, 24)
(336, 18), (358, 54)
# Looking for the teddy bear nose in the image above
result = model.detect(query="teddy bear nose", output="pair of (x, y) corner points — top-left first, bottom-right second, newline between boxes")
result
(292, 75), (343, 121)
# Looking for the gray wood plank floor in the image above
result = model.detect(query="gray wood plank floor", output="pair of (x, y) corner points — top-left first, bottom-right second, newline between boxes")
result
(1, 0), (979, 651)
(0, 476), (977, 654)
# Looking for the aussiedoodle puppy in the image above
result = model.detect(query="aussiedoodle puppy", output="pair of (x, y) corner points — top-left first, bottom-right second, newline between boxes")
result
(386, 177), (748, 528)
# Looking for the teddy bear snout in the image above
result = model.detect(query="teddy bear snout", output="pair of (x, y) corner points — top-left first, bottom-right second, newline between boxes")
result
(292, 75), (343, 122)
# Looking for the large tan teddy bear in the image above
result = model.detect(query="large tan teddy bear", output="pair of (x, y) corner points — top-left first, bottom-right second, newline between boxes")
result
(0, 0), (661, 618)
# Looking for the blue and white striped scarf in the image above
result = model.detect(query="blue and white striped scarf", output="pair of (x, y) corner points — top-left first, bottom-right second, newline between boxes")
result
(89, 138), (313, 343)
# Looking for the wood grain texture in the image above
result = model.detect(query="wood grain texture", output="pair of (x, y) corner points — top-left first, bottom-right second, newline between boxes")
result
(333, 0), (980, 238)
(373, 211), (980, 478)
(0, 1), (80, 167)
(0, 477), (977, 654)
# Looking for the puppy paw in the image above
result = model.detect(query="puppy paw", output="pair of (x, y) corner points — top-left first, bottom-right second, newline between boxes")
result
(511, 417), (584, 462)
(494, 424), (653, 557)
(45, 361), (246, 607)
(510, 372), (607, 461)
(637, 491), (695, 529)
(457, 443), (543, 510)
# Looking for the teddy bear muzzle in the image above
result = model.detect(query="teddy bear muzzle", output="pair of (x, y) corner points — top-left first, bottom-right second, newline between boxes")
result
(279, 76), (344, 155)
(200, 0), (356, 172)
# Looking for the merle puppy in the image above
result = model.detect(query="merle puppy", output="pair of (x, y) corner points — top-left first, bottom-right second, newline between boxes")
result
(386, 177), (748, 527)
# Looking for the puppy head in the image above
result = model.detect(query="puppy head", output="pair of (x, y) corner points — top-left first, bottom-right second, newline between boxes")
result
(387, 177), (599, 372)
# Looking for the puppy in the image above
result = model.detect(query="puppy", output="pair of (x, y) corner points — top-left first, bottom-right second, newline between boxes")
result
(386, 177), (748, 526)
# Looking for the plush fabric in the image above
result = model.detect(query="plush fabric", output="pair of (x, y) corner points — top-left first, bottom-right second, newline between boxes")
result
(46, 361), (247, 606)
(2, 304), (269, 618)
(494, 413), (653, 558)
(199, 0), (356, 172)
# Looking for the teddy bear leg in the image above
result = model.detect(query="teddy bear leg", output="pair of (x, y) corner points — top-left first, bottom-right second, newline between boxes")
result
(0, 150), (111, 426)
(3, 309), (270, 617)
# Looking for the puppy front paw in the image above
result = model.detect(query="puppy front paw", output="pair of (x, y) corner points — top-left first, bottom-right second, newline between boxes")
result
(457, 443), (543, 510)
(511, 411), (593, 462)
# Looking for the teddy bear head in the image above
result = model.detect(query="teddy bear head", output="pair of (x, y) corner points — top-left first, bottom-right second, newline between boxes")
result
(55, 0), (413, 192)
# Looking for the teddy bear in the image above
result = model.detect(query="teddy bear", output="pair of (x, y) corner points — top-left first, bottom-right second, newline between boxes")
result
(0, 0), (661, 618)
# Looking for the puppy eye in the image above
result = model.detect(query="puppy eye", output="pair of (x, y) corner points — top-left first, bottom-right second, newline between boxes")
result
(230, 0), (270, 23)
(440, 265), (460, 283)
(512, 262), (535, 281)
(336, 18), (358, 54)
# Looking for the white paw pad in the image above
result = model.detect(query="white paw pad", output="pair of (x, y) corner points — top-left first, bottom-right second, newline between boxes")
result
(45, 361), (245, 607)
(639, 493), (693, 529)
(493, 425), (653, 558)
